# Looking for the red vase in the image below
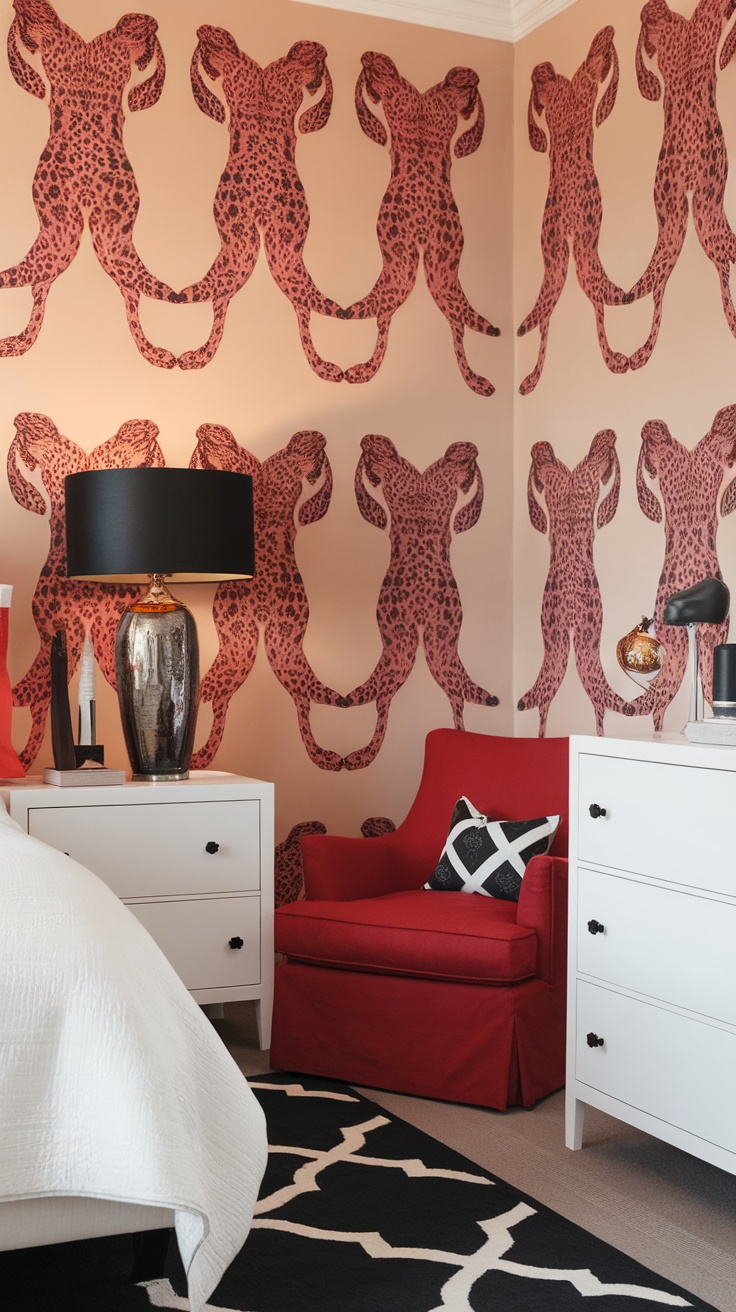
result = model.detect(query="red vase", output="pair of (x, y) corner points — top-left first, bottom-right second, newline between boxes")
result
(0, 586), (24, 779)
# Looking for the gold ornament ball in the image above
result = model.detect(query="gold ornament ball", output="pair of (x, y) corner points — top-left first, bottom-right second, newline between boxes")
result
(616, 617), (664, 676)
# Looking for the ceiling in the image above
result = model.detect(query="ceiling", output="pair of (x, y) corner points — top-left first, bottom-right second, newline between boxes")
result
(289, 0), (578, 42)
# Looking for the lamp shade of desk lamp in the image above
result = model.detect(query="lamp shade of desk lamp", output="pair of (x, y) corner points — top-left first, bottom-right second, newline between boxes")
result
(65, 468), (254, 781)
(662, 576), (730, 725)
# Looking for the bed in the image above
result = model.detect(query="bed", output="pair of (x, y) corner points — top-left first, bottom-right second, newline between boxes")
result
(0, 793), (268, 1311)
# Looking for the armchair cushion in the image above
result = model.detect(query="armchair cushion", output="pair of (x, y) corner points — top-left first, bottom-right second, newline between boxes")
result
(275, 888), (538, 984)
(425, 796), (560, 900)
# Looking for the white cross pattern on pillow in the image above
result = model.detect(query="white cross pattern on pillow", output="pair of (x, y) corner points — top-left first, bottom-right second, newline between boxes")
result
(425, 797), (561, 901)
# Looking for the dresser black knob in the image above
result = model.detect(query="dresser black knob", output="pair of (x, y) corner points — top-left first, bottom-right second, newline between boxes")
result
(587, 919), (605, 935)
(586, 1032), (604, 1048)
(228, 936), (244, 950)
(588, 804), (607, 819)
(205, 841), (220, 854)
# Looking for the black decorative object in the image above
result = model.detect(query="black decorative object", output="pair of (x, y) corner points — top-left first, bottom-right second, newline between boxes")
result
(712, 643), (736, 718)
(50, 630), (77, 771)
(663, 576), (730, 723)
(65, 468), (255, 781)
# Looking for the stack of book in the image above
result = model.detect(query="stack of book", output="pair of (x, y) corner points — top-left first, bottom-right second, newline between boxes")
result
(42, 765), (126, 787)
(684, 718), (736, 746)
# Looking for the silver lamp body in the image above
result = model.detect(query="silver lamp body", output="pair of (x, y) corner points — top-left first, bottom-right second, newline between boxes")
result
(115, 590), (199, 782)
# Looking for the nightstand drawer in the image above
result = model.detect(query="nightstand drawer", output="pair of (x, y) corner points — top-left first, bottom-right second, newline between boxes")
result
(27, 799), (261, 898)
(577, 868), (736, 1025)
(575, 981), (736, 1154)
(578, 753), (734, 895)
(129, 896), (261, 991)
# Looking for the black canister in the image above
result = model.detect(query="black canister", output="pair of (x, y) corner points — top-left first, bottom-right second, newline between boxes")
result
(712, 643), (736, 717)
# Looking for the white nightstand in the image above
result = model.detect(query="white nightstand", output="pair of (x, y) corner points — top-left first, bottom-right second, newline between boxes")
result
(1, 770), (274, 1048)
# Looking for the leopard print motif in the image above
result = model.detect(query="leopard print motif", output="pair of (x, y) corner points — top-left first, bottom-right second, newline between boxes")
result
(189, 424), (347, 772)
(338, 52), (499, 396)
(628, 0), (736, 369)
(517, 431), (637, 736)
(178, 28), (342, 378)
(342, 434), (498, 771)
(275, 815), (395, 905)
(275, 820), (326, 906)
(517, 27), (630, 395)
(2, 0), (181, 367)
(7, 412), (164, 767)
(632, 406), (736, 728)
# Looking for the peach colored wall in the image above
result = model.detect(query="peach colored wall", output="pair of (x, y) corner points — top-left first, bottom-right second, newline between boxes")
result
(513, 0), (736, 738)
(0, 0), (513, 841)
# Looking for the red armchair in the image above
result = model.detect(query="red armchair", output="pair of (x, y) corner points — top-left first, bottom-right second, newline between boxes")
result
(272, 729), (569, 1110)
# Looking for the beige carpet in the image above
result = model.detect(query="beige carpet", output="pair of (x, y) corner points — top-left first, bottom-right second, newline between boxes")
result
(218, 1001), (736, 1312)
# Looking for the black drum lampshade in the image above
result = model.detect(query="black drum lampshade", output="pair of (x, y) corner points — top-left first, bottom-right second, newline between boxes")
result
(65, 468), (255, 781)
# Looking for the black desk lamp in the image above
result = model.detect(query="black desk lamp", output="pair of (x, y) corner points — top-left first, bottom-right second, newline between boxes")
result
(663, 577), (730, 724)
(65, 468), (254, 781)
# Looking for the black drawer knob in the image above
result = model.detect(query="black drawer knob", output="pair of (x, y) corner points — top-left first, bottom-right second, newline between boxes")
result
(588, 804), (607, 819)
(587, 919), (605, 935)
(586, 1032), (604, 1048)
(205, 841), (220, 854)
(229, 936), (244, 950)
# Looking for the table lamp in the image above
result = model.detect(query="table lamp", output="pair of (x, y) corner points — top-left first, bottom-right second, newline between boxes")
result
(65, 467), (254, 781)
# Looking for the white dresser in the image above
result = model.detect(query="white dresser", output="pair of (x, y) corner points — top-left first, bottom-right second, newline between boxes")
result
(567, 733), (736, 1175)
(1, 771), (274, 1048)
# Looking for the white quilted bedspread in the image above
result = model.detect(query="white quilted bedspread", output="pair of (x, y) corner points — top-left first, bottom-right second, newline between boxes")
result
(0, 798), (267, 1311)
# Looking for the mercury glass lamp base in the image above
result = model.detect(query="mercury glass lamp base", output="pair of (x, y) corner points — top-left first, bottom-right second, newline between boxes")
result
(132, 770), (190, 783)
(115, 584), (199, 782)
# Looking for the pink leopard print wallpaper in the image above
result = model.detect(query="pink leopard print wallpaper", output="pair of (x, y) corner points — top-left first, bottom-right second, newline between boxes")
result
(188, 422), (346, 772)
(515, 0), (736, 740)
(627, 0), (736, 369)
(341, 51), (498, 393)
(0, 0), (510, 863)
(517, 430), (638, 735)
(2, 1), (178, 365)
(6, 0), (736, 868)
(344, 434), (497, 768)
(179, 30), (342, 376)
(518, 26), (630, 394)
(633, 405), (736, 729)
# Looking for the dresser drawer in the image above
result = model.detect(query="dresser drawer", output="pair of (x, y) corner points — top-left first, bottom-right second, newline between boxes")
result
(129, 896), (261, 991)
(27, 799), (261, 898)
(577, 868), (736, 1025)
(576, 980), (736, 1153)
(578, 753), (735, 895)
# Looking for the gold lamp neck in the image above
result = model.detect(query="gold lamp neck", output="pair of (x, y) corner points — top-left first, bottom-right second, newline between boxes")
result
(146, 573), (173, 601)
(133, 574), (180, 614)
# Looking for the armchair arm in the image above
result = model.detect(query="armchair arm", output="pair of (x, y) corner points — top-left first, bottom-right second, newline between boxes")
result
(516, 854), (568, 985)
(301, 831), (415, 901)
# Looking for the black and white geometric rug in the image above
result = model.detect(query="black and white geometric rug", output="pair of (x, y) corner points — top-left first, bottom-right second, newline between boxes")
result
(1, 1074), (718, 1310)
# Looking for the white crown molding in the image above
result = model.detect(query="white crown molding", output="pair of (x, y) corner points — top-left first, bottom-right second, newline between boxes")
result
(290, 0), (578, 43)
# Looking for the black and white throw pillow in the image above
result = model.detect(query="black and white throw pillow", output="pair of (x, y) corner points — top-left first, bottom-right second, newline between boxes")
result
(425, 796), (560, 902)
